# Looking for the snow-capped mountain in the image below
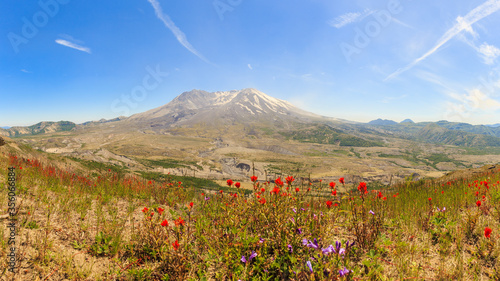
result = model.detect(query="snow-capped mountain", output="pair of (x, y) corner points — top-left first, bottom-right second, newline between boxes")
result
(128, 88), (322, 126)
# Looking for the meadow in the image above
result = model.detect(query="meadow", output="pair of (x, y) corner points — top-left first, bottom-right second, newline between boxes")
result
(1, 146), (500, 280)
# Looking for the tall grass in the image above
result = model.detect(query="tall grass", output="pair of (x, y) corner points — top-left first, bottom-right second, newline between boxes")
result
(2, 150), (500, 280)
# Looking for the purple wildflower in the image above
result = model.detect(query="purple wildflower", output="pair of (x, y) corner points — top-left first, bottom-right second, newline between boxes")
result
(338, 247), (346, 255)
(306, 261), (313, 273)
(302, 238), (308, 246)
(241, 256), (247, 263)
(339, 267), (351, 277)
(259, 238), (264, 243)
(346, 240), (355, 249)
(369, 210), (375, 215)
(321, 245), (335, 255)
(296, 228), (302, 234)
(335, 241), (341, 253)
(249, 251), (257, 261)
(305, 239), (319, 249)
(288, 244), (293, 253)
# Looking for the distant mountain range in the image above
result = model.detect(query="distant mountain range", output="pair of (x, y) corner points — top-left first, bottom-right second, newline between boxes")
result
(0, 121), (75, 137)
(3, 88), (500, 148)
(363, 119), (500, 147)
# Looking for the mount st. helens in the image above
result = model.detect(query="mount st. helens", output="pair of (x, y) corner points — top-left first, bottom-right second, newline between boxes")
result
(4, 88), (500, 184)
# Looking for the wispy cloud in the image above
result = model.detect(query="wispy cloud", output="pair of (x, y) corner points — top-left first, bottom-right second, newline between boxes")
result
(20, 69), (32, 73)
(381, 94), (408, 104)
(385, 0), (500, 81)
(55, 39), (91, 54)
(147, 0), (211, 64)
(248, 64), (253, 70)
(444, 88), (500, 121)
(478, 43), (500, 64)
(392, 18), (414, 29)
(328, 9), (374, 29)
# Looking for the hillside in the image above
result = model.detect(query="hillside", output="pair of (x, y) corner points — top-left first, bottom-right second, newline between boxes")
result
(0, 121), (76, 137)
(2, 136), (500, 280)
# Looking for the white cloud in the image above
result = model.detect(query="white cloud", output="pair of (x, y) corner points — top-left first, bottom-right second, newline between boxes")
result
(248, 64), (253, 70)
(328, 9), (373, 29)
(459, 34), (500, 65)
(55, 39), (91, 54)
(465, 89), (500, 109)
(444, 88), (500, 121)
(392, 18), (414, 29)
(478, 42), (500, 64)
(147, 0), (211, 64)
(20, 69), (32, 73)
(385, 0), (500, 81)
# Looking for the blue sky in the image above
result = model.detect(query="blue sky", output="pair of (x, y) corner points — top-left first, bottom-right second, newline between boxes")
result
(2, 0), (500, 127)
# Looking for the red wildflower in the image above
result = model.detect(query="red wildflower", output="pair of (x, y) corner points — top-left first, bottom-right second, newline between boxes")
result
(358, 182), (367, 194)
(227, 179), (233, 186)
(158, 207), (164, 215)
(250, 175), (258, 182)
(259, 198), (266, 204)
(142, 207), (149, 213)
(485, 227), (492, 238)
(189, 202), (194, 208)
(161, 219), (169, 227)
(326, 200), (333, 208)
(332, 190), (337, 196)
(275, 177), (284, 186)
(174, 217), (185, 227)
(271, 187), (280, 195)
(295, 188), (300, 193)
(219, 190), (223, 194)
(339, 177), (345, 184)
(477, 200), (482, 207)
(235, 182), (241, 188)
(286, 176), (295, 185)
(172, 240), (180, 250)
(428, 198), (432, 202)
(382, 197), (387, 200)
(377, 191), (383, 199)
(260, 187), (265, 193)
(329, 182), (336, 189)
